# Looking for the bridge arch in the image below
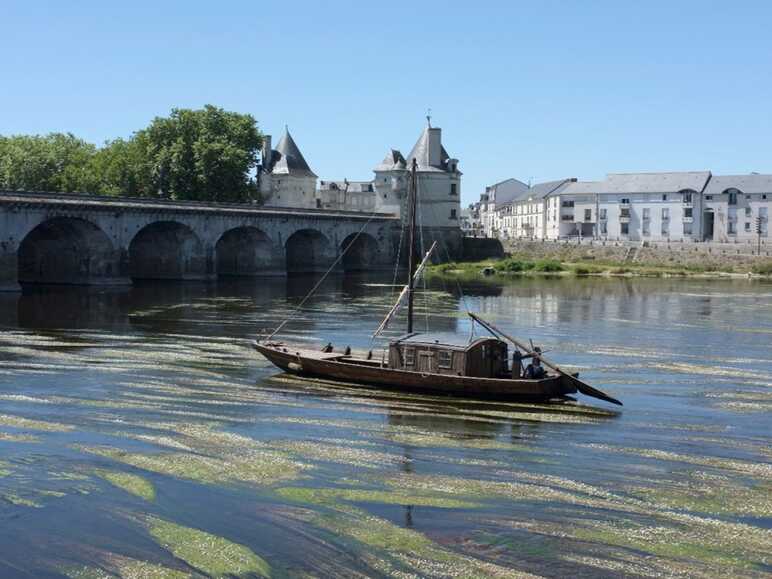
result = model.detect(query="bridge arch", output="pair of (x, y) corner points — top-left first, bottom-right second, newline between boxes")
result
(341, 232), (380, 272)
(285, 229), (334, 274)
(129, 221), (206, 280)
(216, 226), (273, 277)
(18, 217), (121, 285)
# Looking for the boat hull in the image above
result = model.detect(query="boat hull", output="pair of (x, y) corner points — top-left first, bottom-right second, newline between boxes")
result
(254, 341), (577, 401)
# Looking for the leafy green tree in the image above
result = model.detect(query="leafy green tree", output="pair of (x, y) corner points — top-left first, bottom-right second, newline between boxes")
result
(0, 133), (96, 192)
(136, 105), (263, 202)
(0, 105), (263, 202)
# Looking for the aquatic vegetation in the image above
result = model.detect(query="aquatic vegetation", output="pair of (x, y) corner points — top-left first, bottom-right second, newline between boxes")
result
(273, 439), (404, 469)
(290, 503), (535, 578)
(77, 445), (306, 487)
(0, 431), (40, 442)
(630, 474), (772, 517)
(276, 486), (483, 509)
(2, 493), (42, 507)
(0, 413), (74, 432)
(147, 517), (271, 578)
(581, 443), (772, 479)
(65, 556), (190, 578)
(94, 469), (155, 501)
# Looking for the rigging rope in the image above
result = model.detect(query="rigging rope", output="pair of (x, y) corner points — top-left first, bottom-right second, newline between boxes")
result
(265, 210), (381, 341)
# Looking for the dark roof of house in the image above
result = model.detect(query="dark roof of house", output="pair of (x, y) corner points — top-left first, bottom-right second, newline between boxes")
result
(268, 128), (317, 178)
(391, 332), (503, 350)
(703, 174), (772, 195)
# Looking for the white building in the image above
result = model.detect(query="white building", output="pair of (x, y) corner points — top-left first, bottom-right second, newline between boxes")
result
(317, 180), (376, 212)
(373, 124), (462, 229)
(478, 178), (529, 237)
(497, 179), (575, 240)
(702, 174), (771, 242)
(481, 171), (770, 243)
(258, 127), (317, 208)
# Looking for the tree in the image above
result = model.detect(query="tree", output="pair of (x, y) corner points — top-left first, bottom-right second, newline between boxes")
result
(136, 105), (263, 202)
(0, 105), (264, 202)
(0, 133), (96, 192)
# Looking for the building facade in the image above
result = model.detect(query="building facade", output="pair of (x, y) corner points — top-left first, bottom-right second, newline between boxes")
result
(479, 171), (771, 243)
(258, 128), (318, 209)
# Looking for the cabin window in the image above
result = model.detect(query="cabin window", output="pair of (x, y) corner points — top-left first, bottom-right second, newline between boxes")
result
(438, 350), (452, 369)
(404, 347), (415, 367)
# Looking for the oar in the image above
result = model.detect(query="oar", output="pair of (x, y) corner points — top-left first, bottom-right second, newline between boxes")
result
(468, 313), (623, 406)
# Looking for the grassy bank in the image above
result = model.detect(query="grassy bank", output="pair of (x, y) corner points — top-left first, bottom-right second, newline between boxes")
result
(427, 256), (772, 279)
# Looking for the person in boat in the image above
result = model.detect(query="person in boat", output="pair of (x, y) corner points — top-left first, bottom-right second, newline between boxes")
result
(322, 343), (333, 353)
(524, 349), (546, 379)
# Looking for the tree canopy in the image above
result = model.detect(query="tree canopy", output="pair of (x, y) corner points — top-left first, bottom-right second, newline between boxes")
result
(0, 105), (263, 203)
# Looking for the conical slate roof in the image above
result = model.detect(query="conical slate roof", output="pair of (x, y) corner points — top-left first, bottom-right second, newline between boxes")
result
(374, 149), (407, 171)
(270, 128), (317, 177)
(405, 127), (451, 172)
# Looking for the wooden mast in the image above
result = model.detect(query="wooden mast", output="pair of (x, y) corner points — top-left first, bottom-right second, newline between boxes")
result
(406, 158), (418, 334)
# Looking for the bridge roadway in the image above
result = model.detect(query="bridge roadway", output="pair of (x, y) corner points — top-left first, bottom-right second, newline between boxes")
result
(0, 191), (400, 291)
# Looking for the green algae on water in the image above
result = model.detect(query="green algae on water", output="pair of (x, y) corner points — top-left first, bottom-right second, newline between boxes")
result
(147, 517), (271, 578)
(95, 469), (155, 501)
(276, 486), (483, 509)
(76, 445), (306, 487)
(2, 493), (42, 508)
(65, 556), (190, 579)
(0, 413), (74, 432)
(0, 431), (41, 443)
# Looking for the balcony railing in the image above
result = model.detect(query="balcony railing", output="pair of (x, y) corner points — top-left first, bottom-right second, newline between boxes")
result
(683, 217), (694, 223)
(620, 216), (631, 223)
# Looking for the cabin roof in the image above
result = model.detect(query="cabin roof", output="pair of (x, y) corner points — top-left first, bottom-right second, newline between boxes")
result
(391, 332), (503, 351)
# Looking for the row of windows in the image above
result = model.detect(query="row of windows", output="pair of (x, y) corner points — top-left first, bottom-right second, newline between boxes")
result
(403, 348), (453, 369)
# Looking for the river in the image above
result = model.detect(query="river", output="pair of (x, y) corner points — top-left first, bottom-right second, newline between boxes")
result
(0, 275), (770, 578)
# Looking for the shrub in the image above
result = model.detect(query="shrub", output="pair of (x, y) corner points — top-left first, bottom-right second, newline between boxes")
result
(752, 261), (772, 275)
(533, 259), (564, 272)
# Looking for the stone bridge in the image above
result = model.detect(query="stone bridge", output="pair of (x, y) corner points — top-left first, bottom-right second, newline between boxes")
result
(0, 191), (400, 291)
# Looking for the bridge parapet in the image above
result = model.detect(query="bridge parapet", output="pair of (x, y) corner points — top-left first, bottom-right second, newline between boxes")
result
(0, 191), (401, 291)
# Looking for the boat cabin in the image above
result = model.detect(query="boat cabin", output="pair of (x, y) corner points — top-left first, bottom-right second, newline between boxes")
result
(389, 333), (510, 378)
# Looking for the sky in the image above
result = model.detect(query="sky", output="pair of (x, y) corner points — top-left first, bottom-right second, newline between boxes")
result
(2, 0), (771, 205)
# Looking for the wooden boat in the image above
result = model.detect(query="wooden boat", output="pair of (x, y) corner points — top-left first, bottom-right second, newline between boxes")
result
(255, 156), (622, 406)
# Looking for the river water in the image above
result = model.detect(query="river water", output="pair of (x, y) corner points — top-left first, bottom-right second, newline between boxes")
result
(0, 275), (770, 578)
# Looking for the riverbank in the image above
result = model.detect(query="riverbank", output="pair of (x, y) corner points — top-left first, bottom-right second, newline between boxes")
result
(428, 255), (772, 279)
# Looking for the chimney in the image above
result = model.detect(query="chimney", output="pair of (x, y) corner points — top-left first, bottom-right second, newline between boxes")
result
(261, 135), (272, 169)
(427, 128), (442, 167)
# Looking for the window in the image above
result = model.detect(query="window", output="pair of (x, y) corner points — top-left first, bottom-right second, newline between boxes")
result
(450, 183), (457, 196)
(620, 208), (630, 218)
(620, 198), (631, 205)
(683, 192), (692, 203)
(662, 194), (667, 201)
(643, 221), (650, 236)
(745, 222), (751, 232)
(450, 209), (457, 220)
(684, 208), (693, 218)
(683, 222), (693, 235)
(438, 350), (452, 369)
(763, 194), (768, 200)
(728, 221), (737, 234)
(745, 195), (751, 200)
(705, 195), (713, 200)
(661, 220), (669, 236)
(600, 208), (607, 220)
(562, 200), (575, 208)
(600, 221), (607, 234)
(584, 209), (592, 221)
(662, 207), (670, 220)
(621, 222), (629, 235)
(404, 348), (415, 367)
(643, 208), (651, 220)
(728, 191), (738, 205)
(745, 207), (752, 217)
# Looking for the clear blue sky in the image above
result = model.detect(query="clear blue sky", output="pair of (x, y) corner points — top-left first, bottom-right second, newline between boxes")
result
(2, 1), (771, 204)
